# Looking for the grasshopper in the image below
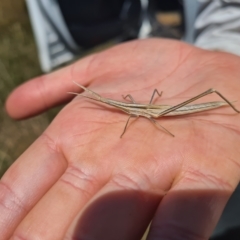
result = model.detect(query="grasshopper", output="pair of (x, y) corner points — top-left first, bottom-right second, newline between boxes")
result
(69, 81), (239, 137)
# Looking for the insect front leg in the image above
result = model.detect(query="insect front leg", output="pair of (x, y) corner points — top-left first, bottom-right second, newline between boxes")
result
(149, 89), (163, 105)
(122, 94), (136, 103)
(212, 89), (240, 113)
(122, 88), (163, 105)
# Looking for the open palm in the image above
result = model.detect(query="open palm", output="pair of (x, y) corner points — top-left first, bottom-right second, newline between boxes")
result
(2, 39), (240, 240)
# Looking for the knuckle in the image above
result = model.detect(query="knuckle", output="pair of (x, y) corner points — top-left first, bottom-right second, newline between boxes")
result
(0, 181), (27, 214)
(40, 133), (61, 154)
(37, 75), (49, 110)
(60, 164), (98, 198)
(110, 171), (150, 191)
(182, 168), (233, 191)
(10, 234), (28, 240)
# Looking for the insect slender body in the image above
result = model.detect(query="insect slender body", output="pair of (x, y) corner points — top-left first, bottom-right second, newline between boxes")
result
(69, 81), (239, 137)
(101, 99), (229, 117)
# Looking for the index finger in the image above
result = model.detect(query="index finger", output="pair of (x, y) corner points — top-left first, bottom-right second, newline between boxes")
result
(5, 54), (96, 119)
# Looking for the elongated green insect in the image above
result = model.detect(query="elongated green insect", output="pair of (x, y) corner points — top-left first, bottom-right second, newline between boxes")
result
(69, 81), (239, 137)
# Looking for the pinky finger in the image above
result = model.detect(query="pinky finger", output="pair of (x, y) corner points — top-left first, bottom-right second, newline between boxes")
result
(147, 184), (234, 240)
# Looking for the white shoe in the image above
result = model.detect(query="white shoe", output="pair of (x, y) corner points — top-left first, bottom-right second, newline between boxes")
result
(26, 0), (144, 73)
(26, 0), (81, 72)
(183, 0), (240, 56)
(194, 0), (240, 56)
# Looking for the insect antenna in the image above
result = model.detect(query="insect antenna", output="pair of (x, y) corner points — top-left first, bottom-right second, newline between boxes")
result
(72, 81), (102, 101)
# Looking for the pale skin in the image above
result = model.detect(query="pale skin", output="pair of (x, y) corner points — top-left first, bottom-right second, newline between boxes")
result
(2, 38), (240, 239)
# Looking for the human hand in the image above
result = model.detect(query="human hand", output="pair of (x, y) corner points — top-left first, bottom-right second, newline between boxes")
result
(2, 38), (240, 239)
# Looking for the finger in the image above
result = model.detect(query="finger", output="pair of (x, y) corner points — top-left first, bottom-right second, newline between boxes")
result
(147, 168), (240, 239)
(148, 189), (231, 240)
(0, 134), (67, 239)
(64, 182), (161, 240)
(10, 161), (108, 240)
(5, 54), (95, 119)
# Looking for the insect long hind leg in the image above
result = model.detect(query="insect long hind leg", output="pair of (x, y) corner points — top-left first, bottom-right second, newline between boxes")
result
(212, 89), (240, 113)
(149, 89), (163, 105)
(120, 115), (138, 138)
(158, 88), (240, 117)
(148, 118), (175, 137)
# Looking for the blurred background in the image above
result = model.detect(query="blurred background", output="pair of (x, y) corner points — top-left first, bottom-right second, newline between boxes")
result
(0, 0), (51, 177)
